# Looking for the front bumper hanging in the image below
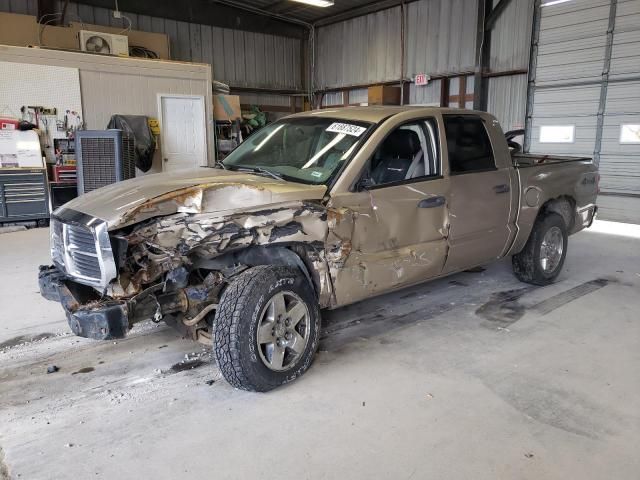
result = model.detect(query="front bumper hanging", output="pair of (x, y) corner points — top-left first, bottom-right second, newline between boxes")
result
(39, 265), (220, 342)
(39, 265), (129, 340)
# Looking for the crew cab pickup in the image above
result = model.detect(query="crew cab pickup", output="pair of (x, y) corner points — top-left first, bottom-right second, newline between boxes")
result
(39, 107), (599, 391)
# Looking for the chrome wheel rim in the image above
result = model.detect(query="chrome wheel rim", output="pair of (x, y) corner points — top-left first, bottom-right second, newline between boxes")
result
(256, 291), (310, 372)
(540, 226), (564, 273)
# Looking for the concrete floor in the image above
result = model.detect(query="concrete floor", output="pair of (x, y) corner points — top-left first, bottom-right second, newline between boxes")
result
(0, 221), (639, 479)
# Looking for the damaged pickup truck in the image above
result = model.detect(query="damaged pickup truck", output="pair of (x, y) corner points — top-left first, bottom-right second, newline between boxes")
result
(39, 107), (599, 391)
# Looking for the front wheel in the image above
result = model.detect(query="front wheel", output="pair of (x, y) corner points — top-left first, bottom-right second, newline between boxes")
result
(512, 213), (568, 286)
(213, 265), (321, 392)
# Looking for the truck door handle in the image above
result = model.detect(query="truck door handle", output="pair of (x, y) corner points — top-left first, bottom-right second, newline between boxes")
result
(493, 184), (510, 194)
(418, 196), (446, 208)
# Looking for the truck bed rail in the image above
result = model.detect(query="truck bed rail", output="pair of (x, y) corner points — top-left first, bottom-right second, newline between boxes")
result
(512, 153), (592, 168)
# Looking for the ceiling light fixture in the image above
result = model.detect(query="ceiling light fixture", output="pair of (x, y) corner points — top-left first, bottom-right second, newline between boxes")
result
(290, 0), (335, 7)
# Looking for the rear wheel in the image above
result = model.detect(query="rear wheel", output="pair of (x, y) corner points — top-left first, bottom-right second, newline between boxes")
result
(213, 265), (320, 392)
(512, 213), (568, 286)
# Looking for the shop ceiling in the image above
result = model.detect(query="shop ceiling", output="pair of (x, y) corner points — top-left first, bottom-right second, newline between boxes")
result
(53, 0), (411, 37)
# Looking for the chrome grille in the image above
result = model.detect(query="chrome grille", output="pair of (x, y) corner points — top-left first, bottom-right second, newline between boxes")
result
(66, 224), (101, 281)
(50, 219), (65, 268)
(50, 212), (117, 289)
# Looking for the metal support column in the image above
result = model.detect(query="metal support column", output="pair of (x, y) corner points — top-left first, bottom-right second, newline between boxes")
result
(524, 0), (542, 154)
(593, 0), (618, 166)
(473, 0), (491, 110)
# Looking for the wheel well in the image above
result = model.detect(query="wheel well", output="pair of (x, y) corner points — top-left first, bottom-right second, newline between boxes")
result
(194, 245), (320, 299)
(538, 196), (575, 231)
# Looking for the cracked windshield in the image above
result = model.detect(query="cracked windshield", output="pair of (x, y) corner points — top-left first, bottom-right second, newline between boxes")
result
(222, 117), (372, 184)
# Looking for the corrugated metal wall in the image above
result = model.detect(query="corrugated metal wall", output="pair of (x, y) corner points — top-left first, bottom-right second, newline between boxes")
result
(489, 0), (533, 71)
(487, 74), (527, 132)
(59, 1), (303, 90)
(0, 0), (37, 15)
(314, 0), (480, 90)
(409, 80), (442, 105)
(485, 0), (532, 134)
(313, 0), (531, 134)
(314, 7), (401, 90)
(405, 0), (477, 78)
(0, 1), (303, 90)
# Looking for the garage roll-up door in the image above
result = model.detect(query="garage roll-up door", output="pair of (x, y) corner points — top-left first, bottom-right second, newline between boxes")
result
(528, 0), (640, 223)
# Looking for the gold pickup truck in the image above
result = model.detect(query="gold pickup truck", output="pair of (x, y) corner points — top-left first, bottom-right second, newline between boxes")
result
(39, 107), (599, 391)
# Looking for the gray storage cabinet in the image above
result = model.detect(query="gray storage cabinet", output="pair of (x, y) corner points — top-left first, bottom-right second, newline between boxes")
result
(0, 168), (49, 224)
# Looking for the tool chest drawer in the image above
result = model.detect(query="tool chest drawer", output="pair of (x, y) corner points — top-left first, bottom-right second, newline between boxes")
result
(0, 169), (49, 223)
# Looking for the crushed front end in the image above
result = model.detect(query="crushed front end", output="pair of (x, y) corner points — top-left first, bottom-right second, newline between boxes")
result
(39, 201), (336, 343)
(39, 207), (227, 342)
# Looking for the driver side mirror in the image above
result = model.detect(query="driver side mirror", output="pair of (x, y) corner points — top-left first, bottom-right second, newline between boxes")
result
(356, 176), (375, 191)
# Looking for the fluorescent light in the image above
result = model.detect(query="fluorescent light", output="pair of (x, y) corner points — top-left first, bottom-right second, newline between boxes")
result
(541, 0), (572, 6)
(290, 0), (334, 7)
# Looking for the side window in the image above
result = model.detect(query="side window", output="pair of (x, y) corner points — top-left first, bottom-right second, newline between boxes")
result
(443, 115), (496, 174)
(363, 119), (440, 188)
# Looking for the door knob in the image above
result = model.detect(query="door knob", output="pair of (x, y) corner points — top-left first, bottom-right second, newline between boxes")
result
(493, 184), (510, 194)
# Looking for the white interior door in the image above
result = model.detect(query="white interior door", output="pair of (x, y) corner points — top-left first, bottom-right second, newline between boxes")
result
(158, 94), (206, 171)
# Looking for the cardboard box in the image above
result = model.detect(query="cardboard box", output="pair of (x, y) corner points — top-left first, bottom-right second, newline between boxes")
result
(214, 95), (242, 122)
(0, 12), (38, 47)
(368, 85), (401, 106)
(0, 13), (170, 60)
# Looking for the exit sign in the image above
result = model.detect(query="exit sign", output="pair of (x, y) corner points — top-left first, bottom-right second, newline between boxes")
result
(415, 73), (430, 86)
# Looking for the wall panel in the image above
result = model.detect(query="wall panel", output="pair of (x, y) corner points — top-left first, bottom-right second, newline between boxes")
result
(314, 7), (401, 90)
(14, 1), (304, 90)
(487, 74), (527, 132)
(405, 0), (477, 78)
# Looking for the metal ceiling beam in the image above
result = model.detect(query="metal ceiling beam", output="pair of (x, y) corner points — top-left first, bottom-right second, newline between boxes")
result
(70, 0), (308, 38)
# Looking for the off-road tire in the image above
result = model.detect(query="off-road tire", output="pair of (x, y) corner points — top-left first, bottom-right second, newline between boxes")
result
(512, 212), (568, 286)
(213, 265), (321, 392)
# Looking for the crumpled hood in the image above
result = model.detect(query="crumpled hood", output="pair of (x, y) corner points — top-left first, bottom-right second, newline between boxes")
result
(59, 168), (327, 229)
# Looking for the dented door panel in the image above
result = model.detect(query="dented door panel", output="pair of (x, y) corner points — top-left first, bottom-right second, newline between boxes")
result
(328, 178), (450, 306)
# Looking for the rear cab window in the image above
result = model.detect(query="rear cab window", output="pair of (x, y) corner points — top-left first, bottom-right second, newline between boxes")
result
(443, 115), (496, 174)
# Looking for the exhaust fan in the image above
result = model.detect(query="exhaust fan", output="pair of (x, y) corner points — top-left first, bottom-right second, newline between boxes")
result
(79, 30), (129, 57)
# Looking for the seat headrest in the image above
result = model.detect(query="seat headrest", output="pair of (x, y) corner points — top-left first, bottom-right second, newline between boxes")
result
(381, 129), (421, 158)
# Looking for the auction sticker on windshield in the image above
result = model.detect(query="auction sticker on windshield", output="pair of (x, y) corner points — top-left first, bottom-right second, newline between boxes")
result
(326, 122), (366, 137)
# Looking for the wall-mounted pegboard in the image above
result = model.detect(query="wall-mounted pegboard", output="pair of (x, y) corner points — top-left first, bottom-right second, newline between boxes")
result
(0, 61), (82, 163)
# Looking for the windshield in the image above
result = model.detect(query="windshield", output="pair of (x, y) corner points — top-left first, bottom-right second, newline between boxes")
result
(222, 117), (373, 184)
